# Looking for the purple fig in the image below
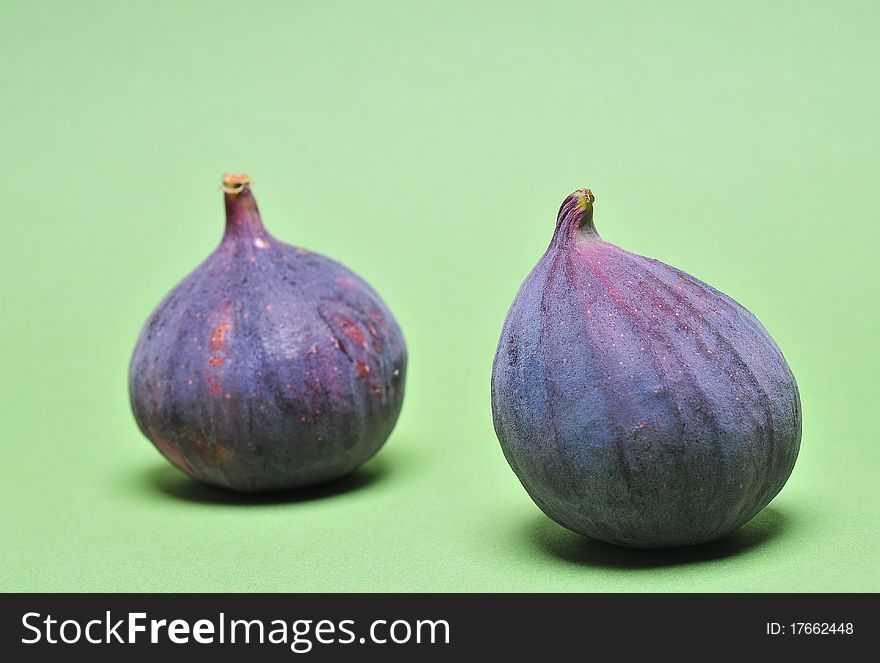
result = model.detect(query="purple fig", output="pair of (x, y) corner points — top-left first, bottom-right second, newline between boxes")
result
(491, 189), (801, 548)
(130, 174), (406, 491)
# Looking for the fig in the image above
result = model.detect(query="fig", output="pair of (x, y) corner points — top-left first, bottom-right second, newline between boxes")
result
(130, 174), (406, 491)
(491, 189), (800, 548)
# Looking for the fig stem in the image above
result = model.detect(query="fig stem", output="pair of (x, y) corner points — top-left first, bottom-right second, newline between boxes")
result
(555, 188), (599, 242)
(575, 188), (595, 211)
(221, 173), (252, 194)
(222, 174), (267, 240)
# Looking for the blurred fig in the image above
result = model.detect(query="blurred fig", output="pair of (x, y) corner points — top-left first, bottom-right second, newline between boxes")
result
(130, 175), (406, 491)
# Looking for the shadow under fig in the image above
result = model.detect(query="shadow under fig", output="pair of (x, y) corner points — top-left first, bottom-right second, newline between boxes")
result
(140, 456), (389, 506)
(528, 506), (789, 569)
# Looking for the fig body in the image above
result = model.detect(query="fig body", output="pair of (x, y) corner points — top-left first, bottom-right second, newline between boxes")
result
(130, 175), (406, 491)
(491, 190), (800, 548)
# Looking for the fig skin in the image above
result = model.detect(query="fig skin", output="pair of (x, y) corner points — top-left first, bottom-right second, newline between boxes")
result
(491, 190), (801, 548)
(130, 175), (406, 492)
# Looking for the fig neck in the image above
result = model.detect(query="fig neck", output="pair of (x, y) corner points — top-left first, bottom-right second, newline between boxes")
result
(553, 188), (600, 247)
(221, 174), (270, 243)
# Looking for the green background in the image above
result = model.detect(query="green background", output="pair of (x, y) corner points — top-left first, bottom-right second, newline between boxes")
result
(2, 1), (878, 592)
